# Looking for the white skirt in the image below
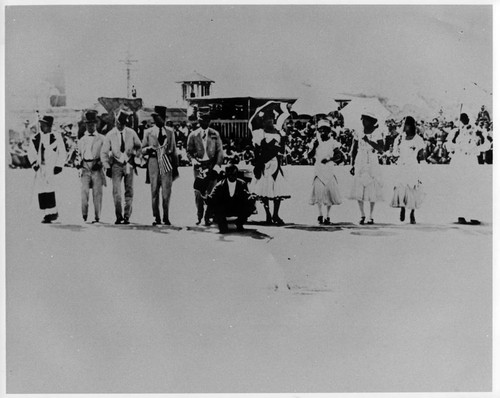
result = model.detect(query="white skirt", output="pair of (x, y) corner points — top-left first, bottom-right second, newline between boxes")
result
(390, 182), (425, 209)
(310, 164), (342, 206)
(348, 164), (384, 202)
(249, 158), (291, 200)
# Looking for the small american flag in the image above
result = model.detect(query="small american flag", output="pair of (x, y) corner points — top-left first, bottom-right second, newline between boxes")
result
(158, 147), (172, 176)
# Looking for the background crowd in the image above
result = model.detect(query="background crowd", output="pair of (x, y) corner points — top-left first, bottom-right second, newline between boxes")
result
(8, 105), (493, 171)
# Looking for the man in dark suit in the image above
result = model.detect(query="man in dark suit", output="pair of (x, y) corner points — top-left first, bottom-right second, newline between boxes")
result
(186, 113), (224, 225)
(207, 164), (256, 234)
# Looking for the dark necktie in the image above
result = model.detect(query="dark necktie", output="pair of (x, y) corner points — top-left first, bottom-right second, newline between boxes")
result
(158, 127), (165, 146)
(120, 132), (125, 152)
(40, 143), (45, 163)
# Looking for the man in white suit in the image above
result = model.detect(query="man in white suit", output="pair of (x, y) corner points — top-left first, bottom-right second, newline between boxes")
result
(101, 110), (142, 224)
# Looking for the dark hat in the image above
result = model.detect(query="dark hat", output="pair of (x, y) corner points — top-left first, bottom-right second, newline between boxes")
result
(85, 110), (98, 123)
(404, 116), (416, 126)
(361, 111), (378, 122)
(152, 105), (167, 120)
(198, 112), (211, 121)
(116, 110), (130, 125)
(39, 115), (54, 127)
(259, 107), (275, 121)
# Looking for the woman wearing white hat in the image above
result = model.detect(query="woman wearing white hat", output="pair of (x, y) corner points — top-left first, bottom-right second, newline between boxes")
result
(309, 119), (343, 224)
(390, 116), (426, 224)
(348, 112), (385, 224)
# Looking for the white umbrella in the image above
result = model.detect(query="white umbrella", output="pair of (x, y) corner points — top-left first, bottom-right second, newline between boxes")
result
(340, 97), (392, 131)
(387, 92), (439, 122)
(248, 101), (291, 133)
(292, 91), (337, 117)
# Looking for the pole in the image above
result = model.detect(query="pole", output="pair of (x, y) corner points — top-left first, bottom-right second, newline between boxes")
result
(119, 51), (138, 98)
(29, 110), (42, 207)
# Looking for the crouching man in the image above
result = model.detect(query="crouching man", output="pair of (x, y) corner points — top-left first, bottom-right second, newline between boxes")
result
(207, 164), (256, 234)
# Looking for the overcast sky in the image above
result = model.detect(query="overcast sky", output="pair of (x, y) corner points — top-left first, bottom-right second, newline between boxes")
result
(4, 3), (493, 116)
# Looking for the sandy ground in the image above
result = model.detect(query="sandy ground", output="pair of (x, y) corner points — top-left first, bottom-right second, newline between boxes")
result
(5, 164), (493, 394)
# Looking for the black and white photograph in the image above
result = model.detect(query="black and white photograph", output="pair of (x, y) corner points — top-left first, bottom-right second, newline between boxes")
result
(2, 2), (498, 396)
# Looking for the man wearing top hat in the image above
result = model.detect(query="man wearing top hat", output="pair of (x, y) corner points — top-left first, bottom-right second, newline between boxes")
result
(101, 110), (142, 224)
(186, 112), (224, 225)
(141, 105), (178, 225)
(27, 115), (67, 223)
(76, 110), (106, 223)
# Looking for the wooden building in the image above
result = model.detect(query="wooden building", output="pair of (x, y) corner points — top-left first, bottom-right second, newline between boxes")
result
(187, 96), (297, 139)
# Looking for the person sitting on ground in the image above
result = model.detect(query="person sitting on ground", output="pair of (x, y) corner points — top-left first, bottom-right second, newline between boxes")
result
(10, 141), (30, 168)
(207, 164), (256, 234)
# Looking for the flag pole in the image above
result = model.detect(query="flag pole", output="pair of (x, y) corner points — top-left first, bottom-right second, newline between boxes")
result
(29, 110), (41, 208)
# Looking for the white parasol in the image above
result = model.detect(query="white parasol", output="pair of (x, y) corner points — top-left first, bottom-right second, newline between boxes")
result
(340, 97), (392, 131)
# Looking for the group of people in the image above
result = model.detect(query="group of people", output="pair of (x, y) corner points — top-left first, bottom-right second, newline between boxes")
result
(24, 102), (489, 231)
(266, 109), (493, 167)
(26, 108), (257, 233)
(308, 110), (485, 225)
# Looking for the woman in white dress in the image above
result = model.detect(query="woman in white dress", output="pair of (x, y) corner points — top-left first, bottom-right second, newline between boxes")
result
(249, 111), (291, 225)
(348, 112), (385, 224)
(450, 113), (481, 167)
(390, 116), (426, 224)
(449, 113), (482, 224)
(309, 119), (343, 225)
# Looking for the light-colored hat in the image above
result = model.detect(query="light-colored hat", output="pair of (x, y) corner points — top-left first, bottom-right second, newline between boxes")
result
(317, 119), (330, 129)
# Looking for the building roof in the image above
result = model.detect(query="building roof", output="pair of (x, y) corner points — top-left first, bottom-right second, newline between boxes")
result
(176, 71), (214, 83)
(187, 95), (297, 103)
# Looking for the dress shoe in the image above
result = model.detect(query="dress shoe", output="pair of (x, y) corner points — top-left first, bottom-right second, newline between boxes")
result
(115, 218), (124, 225)
(163, 219), (171, 225)
(123, 218), (130, 225)
(272, 215), (285, 226)
(92, 218), (100, 224)
(236, 223), (245, 232)
(323, 217), (331, 225)
(219, 226), (229, 234)
(317, 216), (324, 225)
(152, 218), (161, 226)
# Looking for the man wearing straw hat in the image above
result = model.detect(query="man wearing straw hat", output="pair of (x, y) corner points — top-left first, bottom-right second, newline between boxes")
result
(141, 105), (178, 226)
(101, 110), (142, 224)
(27, 115), (67, 223)
(76, 110), (106, 223)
